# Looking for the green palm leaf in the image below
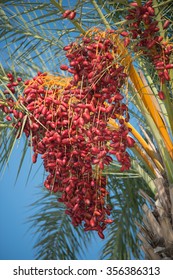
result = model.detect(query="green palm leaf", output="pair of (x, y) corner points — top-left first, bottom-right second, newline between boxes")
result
(27, 188), (93, 260)
(101, 174), (154, 260)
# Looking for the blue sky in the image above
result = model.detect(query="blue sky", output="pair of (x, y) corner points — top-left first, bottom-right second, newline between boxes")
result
(0, 139), (41, 259)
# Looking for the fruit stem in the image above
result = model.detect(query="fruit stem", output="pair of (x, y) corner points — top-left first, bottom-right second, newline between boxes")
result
(136, 0), (142, 6)
(161, 83), (173, 137)
(91, 0), (111, 30)
(129, 64), (173, 159)
(153, 0), (166, 40)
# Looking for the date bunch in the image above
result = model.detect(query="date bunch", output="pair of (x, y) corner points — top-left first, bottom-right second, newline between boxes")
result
(1, 30), (135, 238)
(123, 0), (172, 100)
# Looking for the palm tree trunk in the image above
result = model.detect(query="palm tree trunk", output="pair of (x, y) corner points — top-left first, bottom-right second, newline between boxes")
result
(137, 178), (173, 259)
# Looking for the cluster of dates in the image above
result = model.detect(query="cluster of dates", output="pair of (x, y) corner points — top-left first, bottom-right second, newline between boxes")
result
(0, 73), (23, 123)
(123, 0), (172, 99)
(62, 9), (76, 20)
(1, 30), (135, 238)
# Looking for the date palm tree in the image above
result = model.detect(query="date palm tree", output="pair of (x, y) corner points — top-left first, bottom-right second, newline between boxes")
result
(0, 0), (173, 259)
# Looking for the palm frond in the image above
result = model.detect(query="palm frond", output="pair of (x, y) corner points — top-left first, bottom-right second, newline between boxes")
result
(27, 187), (93, 260)
(101, 174), (154, 260)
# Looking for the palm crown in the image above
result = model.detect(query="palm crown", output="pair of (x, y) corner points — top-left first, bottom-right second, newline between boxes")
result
(0, 0), (173, 260)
